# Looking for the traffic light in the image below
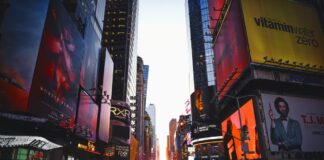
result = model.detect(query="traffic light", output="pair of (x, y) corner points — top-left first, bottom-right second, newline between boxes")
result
(180, 121), (185, 131)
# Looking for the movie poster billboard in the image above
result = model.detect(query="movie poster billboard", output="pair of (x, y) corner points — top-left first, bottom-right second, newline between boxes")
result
(98, 49), (114, 143)
(28, 0), (84, 128)
(241, 0), (324, 69)
(261, 93), (324, 152)
(75, 90), (98, 141)
(0, 0), (49, 112)
(213, 0), (249, 98)
(221, 99), (261, 160)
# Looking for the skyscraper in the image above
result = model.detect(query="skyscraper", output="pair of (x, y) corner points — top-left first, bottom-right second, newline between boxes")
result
(146, 103), (156, 160)
(143, 65), (149, 107)
(186, 0), (217, 121)
(102, 0), (139, 105)
(135, 56), (145, 159)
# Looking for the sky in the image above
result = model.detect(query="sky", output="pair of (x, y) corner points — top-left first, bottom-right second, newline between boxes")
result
(137, 0), (194, 159)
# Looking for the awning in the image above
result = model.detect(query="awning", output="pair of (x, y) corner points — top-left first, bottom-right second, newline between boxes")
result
(0, 135), (62, 150)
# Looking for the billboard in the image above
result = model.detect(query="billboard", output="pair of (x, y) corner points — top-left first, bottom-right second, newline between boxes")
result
(221, 99), (261, 160)
(261, 93), (324, 152)
(110, 100), (130, 145)
(75, 90), (98, 141)
(80, 22), (100, 95)
(98, 49), (114, 143)
(28, 0), (84, 128)
(242, 0), (324, 69)
(213, 0), (249, 97)
(0, 0), (49, 112)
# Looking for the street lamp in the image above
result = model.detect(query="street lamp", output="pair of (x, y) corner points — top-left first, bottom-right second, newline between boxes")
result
(217, 94), (258, 160)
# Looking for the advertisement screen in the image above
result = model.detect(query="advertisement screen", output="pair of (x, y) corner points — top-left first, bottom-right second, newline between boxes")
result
(261, 93), (324, 152)
(80, 22), (100, 94)
(208, 0), (225, 32)
(213, 0), (249, 97)
(242, 0), (324, 69)
(98, 50), (114, 143)
(0, 0), (49, 112)
(75, 90), (98, 141)
(110, 100), (130, 145)
(221, 99), (261, 160)
(28, 0), (84, 128)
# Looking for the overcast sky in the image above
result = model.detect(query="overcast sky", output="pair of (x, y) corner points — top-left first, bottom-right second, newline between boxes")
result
(137, 0), (194, 159)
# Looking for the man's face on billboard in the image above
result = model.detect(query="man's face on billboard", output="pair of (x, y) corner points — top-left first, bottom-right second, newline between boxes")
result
(278, 101), (288, 117)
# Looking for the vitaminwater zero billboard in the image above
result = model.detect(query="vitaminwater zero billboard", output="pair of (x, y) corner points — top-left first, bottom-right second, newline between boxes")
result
(242, 0), (324, 69)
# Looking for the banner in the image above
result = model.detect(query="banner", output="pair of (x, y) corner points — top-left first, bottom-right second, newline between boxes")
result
(221, 99), (261, 160)
(261, 93), (324, 152)
(242, 0), (324, 69)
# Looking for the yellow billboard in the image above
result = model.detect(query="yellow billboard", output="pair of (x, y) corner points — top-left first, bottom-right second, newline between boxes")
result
(241, 0), (324, 70)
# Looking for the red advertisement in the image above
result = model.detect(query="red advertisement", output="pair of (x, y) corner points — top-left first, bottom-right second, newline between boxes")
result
(208, 0), (225, 32)
(221, 99), (261, 160)
(0, 1), (49, 112)
(99, 50), (114, 143)
(75, 90), (98, 141)
(28, 0), (84, 128)
(213, 0), (249, 99)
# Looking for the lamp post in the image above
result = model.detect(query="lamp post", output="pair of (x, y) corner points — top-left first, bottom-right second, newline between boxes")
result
(217, 94), (257, 160)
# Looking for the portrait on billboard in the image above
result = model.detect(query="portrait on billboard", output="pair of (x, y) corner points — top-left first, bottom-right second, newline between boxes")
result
(28, 0), (84, 128)
(262, 93), (324, 152)
(268, 97), (302, 151)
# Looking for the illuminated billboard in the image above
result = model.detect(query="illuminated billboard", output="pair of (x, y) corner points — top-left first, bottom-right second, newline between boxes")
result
(213, 0), (249, 97)
(261, 93), (324, 152)
(110, 100), (130, 145)
(98, 49), (114, 143)
(28, 0), (84, 128)
(221, 99), (261, 160)
(75, 90), (98, 141)
(242, 0), (324, 69)
(0, 1), (49, 112)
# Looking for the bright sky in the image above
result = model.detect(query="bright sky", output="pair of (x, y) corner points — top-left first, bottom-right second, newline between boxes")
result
(138, 0), (194, 159)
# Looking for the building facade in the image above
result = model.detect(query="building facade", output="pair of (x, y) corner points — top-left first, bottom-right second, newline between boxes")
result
(135, 56), (145, 160)
(102, 0), (139, 105)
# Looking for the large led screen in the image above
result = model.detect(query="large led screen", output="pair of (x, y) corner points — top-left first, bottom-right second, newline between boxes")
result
(261, 93), (324, 152)
(80, 22), (100, 94)
(75, 90), (98, 141)
(242, 0), (324, 70)
(213, 0), (249, 98)
(0, 0), (49, 112)
(221, 99), (261, 160)
(28, 0), (84, 127)
(98, 49), (114, 143)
